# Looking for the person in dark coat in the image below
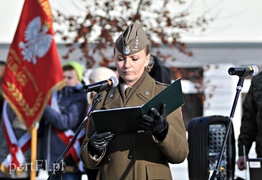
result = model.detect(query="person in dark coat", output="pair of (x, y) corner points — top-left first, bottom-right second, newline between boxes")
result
(40, 61), (87, 180)
(149, 55), (173, 84)
(237, 71), (262, 170)
(0, 102), (32, 179)
(0, 61), (6, 116)
(0, 61), (36, 180)
(80, 22), (188, 180)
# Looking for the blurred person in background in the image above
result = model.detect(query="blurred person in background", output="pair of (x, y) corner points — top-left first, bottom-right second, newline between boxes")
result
(84, 66), (117, 180)
(237, 71), (262, 171)
(39, 61), (87, 180)
(87, 67), (117, 107)
(0, 102), (32, 179)
(0, 61), (32, 180)
(0, 61), (6, 115)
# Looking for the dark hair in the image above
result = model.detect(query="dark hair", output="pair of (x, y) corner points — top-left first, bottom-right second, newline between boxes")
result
(62, 65), (74, 71)
(0, 61), (6, 66)
(145, 44), (150, 55)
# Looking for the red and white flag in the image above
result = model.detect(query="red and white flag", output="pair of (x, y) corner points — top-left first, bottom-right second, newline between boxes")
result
(2, 0), (65, 130)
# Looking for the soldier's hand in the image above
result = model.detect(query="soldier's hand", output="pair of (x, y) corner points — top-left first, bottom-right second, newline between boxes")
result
(139, 104), (168, 141)
(89, 131), (114, 155)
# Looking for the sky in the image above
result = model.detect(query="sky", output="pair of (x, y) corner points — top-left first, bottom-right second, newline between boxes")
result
(0, 0), (262, 43)
(182, 0), (262, 42)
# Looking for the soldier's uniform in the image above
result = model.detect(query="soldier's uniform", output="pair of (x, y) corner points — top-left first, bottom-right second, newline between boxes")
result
(81, 22), (188, 180)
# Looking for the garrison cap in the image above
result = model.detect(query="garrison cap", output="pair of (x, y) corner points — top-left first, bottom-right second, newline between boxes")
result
(115, 22), (149, 55)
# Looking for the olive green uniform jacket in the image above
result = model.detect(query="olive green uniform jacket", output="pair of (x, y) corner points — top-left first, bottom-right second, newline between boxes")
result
(81, 72), (188, 180)
(238, 71), (262, 157)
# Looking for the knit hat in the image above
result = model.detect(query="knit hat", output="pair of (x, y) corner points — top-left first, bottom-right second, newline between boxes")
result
(89, 67), (117, 83)
(115, 22), (149, 55)
(63, 61), (83, 81)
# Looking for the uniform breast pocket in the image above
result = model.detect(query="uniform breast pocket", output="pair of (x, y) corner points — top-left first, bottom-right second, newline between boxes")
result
(146, 165), (172, 180)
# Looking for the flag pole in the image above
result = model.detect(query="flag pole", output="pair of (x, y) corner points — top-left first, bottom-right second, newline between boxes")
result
(30, 125), (37, 180)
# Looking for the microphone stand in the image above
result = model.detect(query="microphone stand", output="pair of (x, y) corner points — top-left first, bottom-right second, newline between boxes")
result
(47, 91), (103, 180)
(210, 76), (245, 180)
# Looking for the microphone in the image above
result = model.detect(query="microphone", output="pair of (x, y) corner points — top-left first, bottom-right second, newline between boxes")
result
(228, 65), (259, 77)
(83, 76), (119, 93)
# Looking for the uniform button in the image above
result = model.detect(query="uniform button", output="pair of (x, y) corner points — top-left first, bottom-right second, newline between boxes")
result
(107, 157), (111, 162)
(128, 155), (133, 159)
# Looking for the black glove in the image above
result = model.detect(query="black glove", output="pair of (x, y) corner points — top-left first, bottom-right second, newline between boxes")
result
(139, 104), (168, 141)
(89, 131), (114, 156)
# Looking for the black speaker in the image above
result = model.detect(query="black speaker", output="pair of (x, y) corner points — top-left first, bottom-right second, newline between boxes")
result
(187, 115), (236, 180)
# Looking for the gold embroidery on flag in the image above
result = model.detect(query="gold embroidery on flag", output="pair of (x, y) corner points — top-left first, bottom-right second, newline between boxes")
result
(6, 82), (43, 116)
(39, 0), (53, 22)
(8, 50), (39, 91)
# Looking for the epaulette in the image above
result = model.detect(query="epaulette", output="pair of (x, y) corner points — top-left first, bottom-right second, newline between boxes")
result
(155, 81), (168, 86)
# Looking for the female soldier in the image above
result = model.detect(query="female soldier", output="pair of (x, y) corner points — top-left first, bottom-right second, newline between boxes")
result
(81, 22), (188, 180)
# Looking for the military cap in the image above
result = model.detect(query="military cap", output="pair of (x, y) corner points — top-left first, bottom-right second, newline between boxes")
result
(115, 22), (149, 55)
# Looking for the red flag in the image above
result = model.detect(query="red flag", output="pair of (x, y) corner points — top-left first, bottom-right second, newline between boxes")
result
(2, 0), (65, 130)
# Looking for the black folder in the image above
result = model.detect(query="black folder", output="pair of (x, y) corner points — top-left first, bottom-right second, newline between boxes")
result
(91, 78), (184, 135)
